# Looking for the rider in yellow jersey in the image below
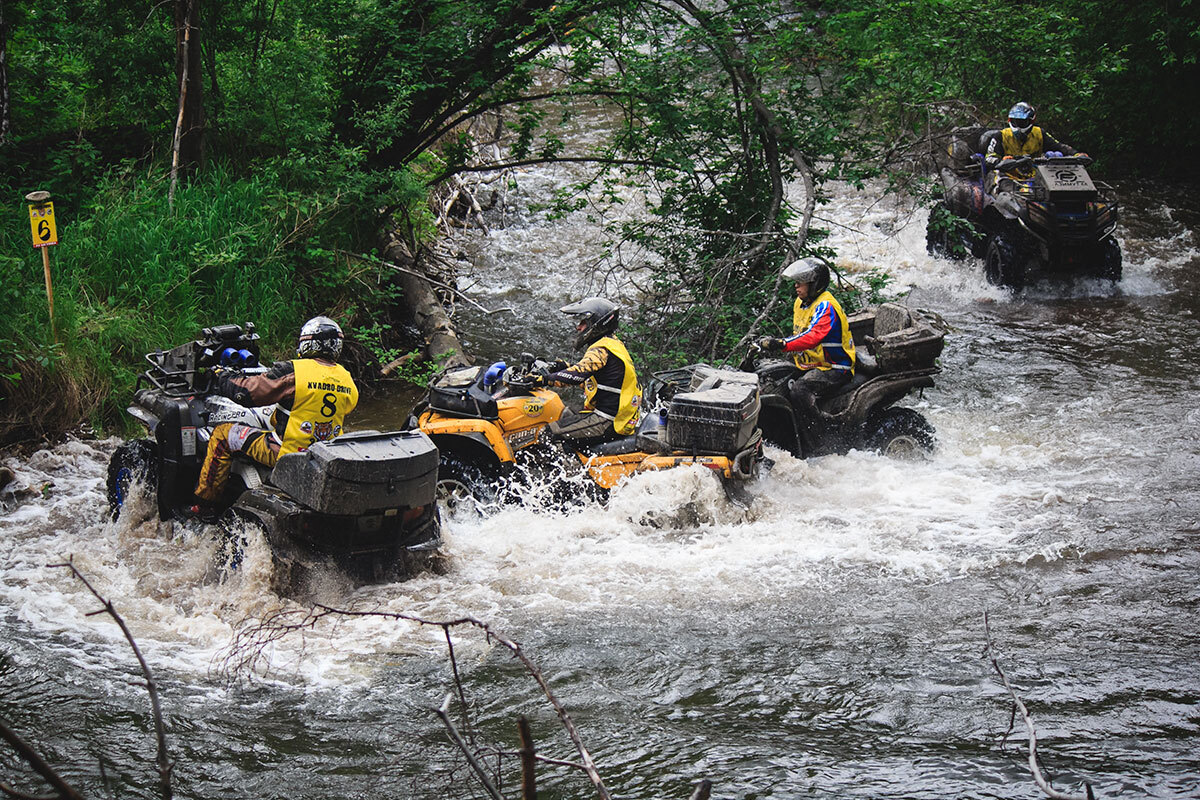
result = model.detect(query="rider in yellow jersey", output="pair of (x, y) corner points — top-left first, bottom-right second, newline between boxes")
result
(529, 297), (642, 447)
(758, 258), (855, 449)
(193, 316), (358, 513)
(983, 101), (1083, 182)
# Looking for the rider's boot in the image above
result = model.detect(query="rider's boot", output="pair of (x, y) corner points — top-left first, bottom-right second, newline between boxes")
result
(788, 379), (827, 456)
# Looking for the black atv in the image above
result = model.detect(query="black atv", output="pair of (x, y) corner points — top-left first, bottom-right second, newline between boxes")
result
(927, 126), (1120, 289)
(739, 303), (945, 459)
(107, 323), (443, 593)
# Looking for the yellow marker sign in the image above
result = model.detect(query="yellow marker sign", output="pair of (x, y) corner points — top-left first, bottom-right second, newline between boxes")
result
(29, 202), (58, 248)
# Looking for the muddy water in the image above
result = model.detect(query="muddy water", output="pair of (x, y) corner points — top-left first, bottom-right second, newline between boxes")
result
(1, 174), (1198, 799)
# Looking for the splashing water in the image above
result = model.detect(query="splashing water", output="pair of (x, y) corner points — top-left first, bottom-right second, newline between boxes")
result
(2, 173), (1199, 798)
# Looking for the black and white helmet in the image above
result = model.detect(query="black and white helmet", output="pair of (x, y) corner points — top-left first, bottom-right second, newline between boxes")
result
(1007, 101), (1036, 138)
(297, 316), (344, 360)
(782, 257), (830, 297)
(561, 297), (620, 352)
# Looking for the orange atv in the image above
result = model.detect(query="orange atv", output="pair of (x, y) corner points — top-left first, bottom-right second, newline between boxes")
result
(405, 355), (764, 512)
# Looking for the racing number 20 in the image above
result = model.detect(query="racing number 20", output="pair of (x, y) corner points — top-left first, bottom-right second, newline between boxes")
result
(321, 393), (338, 417)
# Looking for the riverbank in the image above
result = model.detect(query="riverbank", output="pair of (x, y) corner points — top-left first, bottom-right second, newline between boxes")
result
(0, 168), (465, 447)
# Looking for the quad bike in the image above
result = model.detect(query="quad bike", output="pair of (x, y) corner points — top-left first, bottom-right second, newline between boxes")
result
(107, 323), (442, 592)
(740, 303), (945, 459)
(927, 125), (1120, 289)
(406, 355), (765, 511)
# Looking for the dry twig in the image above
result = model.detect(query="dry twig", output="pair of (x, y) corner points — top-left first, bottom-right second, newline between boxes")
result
(983, 612), (1095, 800)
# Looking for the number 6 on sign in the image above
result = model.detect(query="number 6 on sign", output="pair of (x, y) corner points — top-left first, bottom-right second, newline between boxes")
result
(29, 202), (59, 247)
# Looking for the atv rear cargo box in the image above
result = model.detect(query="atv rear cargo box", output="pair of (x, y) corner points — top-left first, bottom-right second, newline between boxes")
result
(860, 303), (945, 373)
(687, 365), (761, 392)
(270, 430), (439, 515)
(667, 383), (761, 454)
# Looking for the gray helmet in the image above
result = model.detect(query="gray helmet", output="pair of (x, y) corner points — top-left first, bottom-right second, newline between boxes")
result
(561, 297), (619, 351)
(782, 257), (830, 297)
(297, 315), (344, 360)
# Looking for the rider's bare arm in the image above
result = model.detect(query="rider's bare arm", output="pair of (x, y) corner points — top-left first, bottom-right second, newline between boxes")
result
(218, 361), (296, 407)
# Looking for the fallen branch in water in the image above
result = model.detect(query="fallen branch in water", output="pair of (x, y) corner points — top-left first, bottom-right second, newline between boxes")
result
(338, 249), (515, 318)
(53, 560), (175, 800)
(1, 562), (175, 800)
(222, 604), (714, 800)
(983, 611), (1095, 800)
(436, 694), (504, 800)
(0, 719), (87, 800)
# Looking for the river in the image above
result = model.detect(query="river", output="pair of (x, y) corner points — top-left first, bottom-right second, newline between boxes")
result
(1, 169), (1197, 798)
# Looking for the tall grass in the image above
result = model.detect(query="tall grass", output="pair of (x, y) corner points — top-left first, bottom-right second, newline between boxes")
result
(0, 163), (392, 443)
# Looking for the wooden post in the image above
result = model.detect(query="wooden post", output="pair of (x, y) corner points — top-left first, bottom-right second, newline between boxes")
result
(25, 190), (57, 342)
(517, 715), (537, 800)
(41, 246), (54, 340)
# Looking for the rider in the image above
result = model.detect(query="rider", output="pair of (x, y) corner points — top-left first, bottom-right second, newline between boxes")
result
(757, 258), (855, 447)
(983, 102), (1083, 175)
(529, 297), (642, 447)
(192, 316), (359, 512)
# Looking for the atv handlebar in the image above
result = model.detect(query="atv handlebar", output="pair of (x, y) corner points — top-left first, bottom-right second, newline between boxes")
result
(994, 154), (1093, 173)
(499, 357), (555, 392)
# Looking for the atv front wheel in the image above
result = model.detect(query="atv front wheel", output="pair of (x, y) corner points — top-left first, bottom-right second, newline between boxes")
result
(984, 232), (1027, 290)
(436, 456), (500, 517)
(867, 408), (935, 459)
(1096, 238), (1122, 282)
(106, 439), (159, 521)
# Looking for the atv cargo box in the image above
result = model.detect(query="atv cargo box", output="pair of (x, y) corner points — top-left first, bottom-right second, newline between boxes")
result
(667, 382), (761, 454)
(429, 366), (499, 419)
(270, 430), (439, 516)
(687, 364), (761, 393)
(858, 303), (946, 373)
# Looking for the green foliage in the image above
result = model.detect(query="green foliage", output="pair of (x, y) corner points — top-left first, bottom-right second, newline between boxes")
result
(0, 165), (409, 434)
(1, 0), (1193, 441)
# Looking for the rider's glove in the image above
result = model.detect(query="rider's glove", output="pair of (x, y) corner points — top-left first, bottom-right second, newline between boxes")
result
(548, 359), (568, 372)
(1001, 155), (1014, 160)
(527, 368), (548, 387)
(757, 336), (786, 353)
(211, 365), (231, 380)
(1076, 152), (1088, 159)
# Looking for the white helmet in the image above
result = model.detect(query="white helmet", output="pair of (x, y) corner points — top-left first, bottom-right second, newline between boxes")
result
(297, 316), (344, 360)
(781, 258), (830, 296)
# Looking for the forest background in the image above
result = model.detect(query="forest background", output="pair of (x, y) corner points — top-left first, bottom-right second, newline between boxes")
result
(0, 0), (1196, 444)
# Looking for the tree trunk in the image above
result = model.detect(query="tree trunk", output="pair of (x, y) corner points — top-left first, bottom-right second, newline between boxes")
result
(379, 233), (470, 368)
(0, 0), (11, 146)
(173, 0), (205, 173)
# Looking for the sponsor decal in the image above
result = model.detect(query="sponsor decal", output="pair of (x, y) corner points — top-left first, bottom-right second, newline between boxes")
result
(300, 420), (313, 434)
(522, 399), (546, 416)
(313, 421), (335, 440)
(507, 428), (539, 449)
(181, 426), (196, 457)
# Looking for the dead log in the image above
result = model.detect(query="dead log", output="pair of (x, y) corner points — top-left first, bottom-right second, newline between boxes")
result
(378, 234), (470, 369)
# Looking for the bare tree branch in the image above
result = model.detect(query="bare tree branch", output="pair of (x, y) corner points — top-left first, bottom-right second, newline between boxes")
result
(983, 612), (1096, 800)
(223, 606), (614, 800)
(517, 716), (537, 800)
(0, 721), (85, 800)
(337, 250), (515, 317)
(435, 694), (504, 800)
(52, 560), (174, 800)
